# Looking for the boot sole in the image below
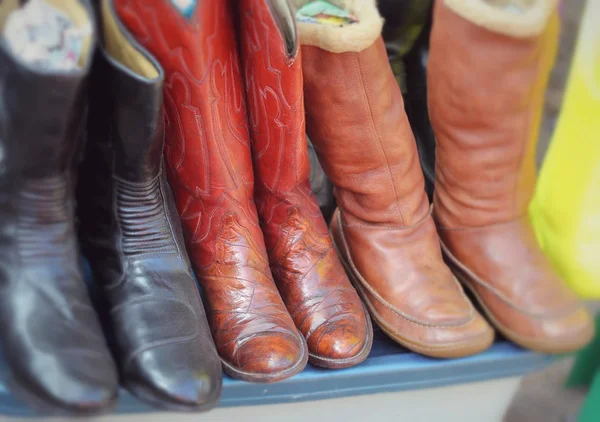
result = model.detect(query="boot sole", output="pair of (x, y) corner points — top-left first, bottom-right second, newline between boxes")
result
(307, 304), (374, 369)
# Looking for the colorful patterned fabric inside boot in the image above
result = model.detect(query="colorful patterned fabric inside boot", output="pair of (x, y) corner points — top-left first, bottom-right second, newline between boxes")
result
(296, 0), (358, 26)
(170, 0), (196, 19)
(4, 0), (90, 71)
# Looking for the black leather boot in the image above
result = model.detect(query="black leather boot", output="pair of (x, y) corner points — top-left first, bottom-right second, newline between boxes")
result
(380, 0), (433, 58)
(307, 140), (335, 223)
(0, 0), (118, 416)
(76, 0), (222, 411)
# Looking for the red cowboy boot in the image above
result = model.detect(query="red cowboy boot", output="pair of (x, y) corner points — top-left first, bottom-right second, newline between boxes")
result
(115, 0), (308, 382)
(428, 0), (593, 353)
(239, 0), (373, 369)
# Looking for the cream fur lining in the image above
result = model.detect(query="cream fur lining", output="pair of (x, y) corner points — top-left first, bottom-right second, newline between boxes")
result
(290, 0), (383, 53)
(443, 0), (558, 38)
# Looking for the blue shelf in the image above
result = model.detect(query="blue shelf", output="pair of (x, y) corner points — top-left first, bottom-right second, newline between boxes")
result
(0, 328), (551, 416)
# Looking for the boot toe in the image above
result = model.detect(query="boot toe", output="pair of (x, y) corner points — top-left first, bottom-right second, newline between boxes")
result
(228, 332), (307, 382)
(306, 310), (373, 368)
(51, 382), (117, 414)
(124, 343), (222, 411)
(369, 292), (495, 358)
(9, 351), (118, 416)
(506, 305), (594, 354)
(426, 311), (495, 357)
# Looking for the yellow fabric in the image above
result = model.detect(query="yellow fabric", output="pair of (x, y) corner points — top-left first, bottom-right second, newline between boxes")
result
(101, 0), (158, 79)
(518, 10), (559, 213)
(530, 1), (600, 298)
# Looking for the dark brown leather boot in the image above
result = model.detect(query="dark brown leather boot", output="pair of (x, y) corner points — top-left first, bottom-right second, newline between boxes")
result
(295, 0), (494, 358)
(0, 0), (118, 415)
(239, 0), (373, 369)
(77, 0), (222, 410)
(428, 0), (593, 353)
(114, 0), (307, 382)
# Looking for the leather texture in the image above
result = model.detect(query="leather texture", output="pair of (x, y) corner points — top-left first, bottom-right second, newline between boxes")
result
(428, 1), (593, 353)
(0, 1), (119, 415)
(239, 0), (372, 369)
(77, 2), (222, 410)
(302, 37), (494, 358)
(114, 0), (307, 382)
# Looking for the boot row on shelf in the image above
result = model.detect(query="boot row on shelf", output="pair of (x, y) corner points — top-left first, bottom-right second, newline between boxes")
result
(0, 0), (592, 416)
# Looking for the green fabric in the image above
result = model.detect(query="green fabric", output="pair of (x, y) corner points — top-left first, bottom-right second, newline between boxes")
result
(567, 311), (600, 421)
(296, 0), (358, 25)
(566, 311), (600, 388)
(577, 370), (600, 422)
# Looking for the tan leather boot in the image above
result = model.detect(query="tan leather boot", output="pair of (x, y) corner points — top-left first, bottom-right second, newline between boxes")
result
(295, 0), (494, 358)
(429, 0), (594, 354)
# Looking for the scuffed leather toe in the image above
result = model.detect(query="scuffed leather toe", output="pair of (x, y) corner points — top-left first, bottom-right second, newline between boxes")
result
(441, 221), (595, 355)
(306, 308), (373, 368)
(6, 346), (118, 416)
(477, 291), (594, 354)
(123, 342), (222, 411)
(424, 311), (495, 357)
(363, 283), (495, 358)
(0, 273), (119, 416)
(40, 375), (117, 415)
(533, 306), (595, 353)
(225, 332), (307, 383)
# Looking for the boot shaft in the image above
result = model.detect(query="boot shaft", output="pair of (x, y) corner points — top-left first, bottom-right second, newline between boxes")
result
(0, 1), (94, 179)
(301, 36), (429, 226)
(429, 0), (559, 228)
(0, 0), (95, 255)
(115, 0), (253, 198)
(239, 0), (309, 197)
(87, 18), (164, 183)
(78, 0), (184, 267)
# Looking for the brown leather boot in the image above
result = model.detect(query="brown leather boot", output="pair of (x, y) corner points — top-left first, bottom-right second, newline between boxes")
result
(428, 0), (594, 354)
(239, 0), (373, 369)
(296, 0), (494, 358)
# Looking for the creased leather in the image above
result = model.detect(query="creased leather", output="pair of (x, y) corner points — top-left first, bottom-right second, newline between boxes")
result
(239, 0), (372, 368)
(114, 0), (307, 382)
(115, 176), (177, 256)
(428, 1), (593, 353)
(0, 2), (119, 414)
(301, 36), (494, 357)
(77, 13), (222, 409)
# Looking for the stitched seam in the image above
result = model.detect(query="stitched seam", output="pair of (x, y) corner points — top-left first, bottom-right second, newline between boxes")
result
(441, 241), (577, 319)
(337, 213), (474, 328)
(459, 272), (588, 348)
(355, 52), (404, 224)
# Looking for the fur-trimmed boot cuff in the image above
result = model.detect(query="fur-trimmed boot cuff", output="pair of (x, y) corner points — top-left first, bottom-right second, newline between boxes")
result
(443, 0), (558, 38)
